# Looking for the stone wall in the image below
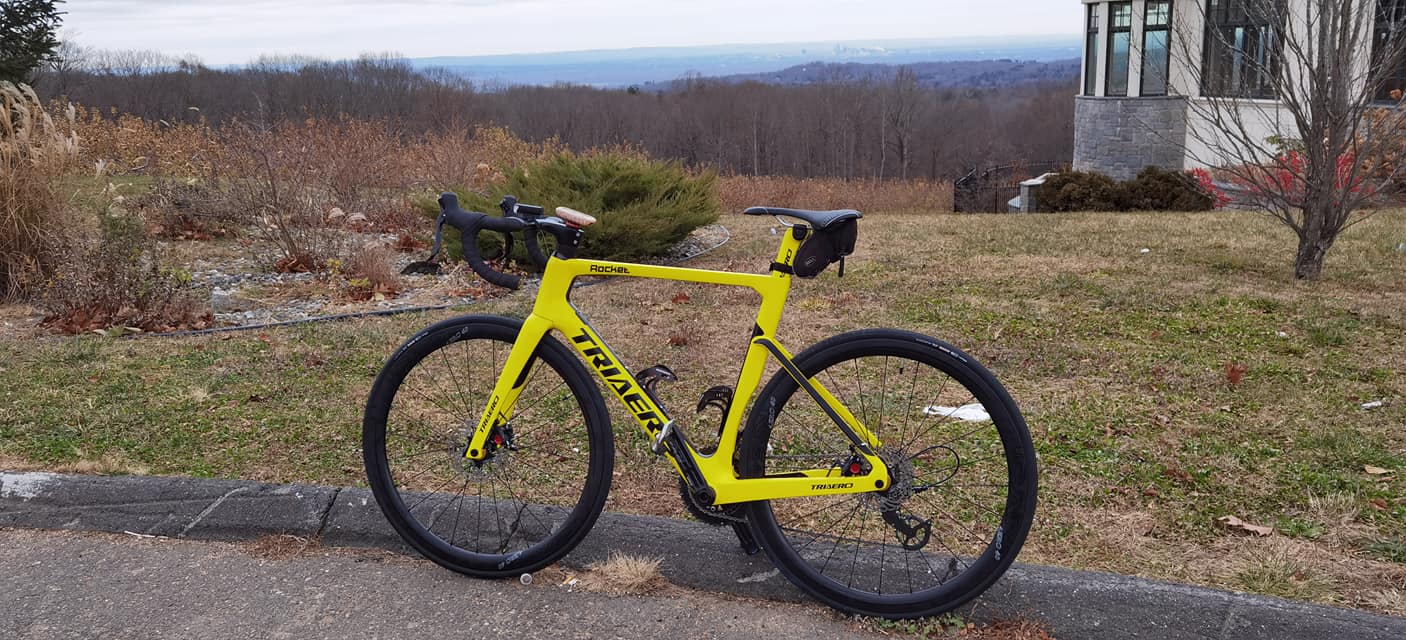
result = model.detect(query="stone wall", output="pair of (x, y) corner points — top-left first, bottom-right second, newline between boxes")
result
(1073, 96), (1189, 180)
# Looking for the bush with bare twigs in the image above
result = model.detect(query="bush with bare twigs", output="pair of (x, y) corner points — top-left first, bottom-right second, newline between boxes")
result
(1, 82), (80, 300)
(215, 120), (348, 272)
(134, 177), (241, 240)
(38, 198), (210, 334)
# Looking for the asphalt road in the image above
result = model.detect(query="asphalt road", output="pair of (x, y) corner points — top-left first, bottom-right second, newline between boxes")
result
(0, 528), (880, 640)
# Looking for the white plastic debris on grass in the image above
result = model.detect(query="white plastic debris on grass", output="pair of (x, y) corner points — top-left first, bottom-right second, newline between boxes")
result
(1140, 248), (1151, 254)
(922, 403), (992, 422)
(1362, 400), (1385, 410)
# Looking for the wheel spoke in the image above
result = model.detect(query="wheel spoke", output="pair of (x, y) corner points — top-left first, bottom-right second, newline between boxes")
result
(366, 324), (608, 576)
(748, 344), (1033, 611)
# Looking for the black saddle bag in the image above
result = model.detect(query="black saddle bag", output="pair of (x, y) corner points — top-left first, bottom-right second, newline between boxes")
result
(793, 219), (858, 278)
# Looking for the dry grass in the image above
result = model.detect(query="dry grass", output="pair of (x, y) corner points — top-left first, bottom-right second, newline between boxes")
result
(864, 615), (1056, 639)
(962, 619), (1057, 640)
(3, 208), (1404, 613)
(581, 552), (667, 595)
(716, 174), (953, 214)
(244, 534), (318, 559)
(340, 242), (402, 300)
(1, 83), (81, 300)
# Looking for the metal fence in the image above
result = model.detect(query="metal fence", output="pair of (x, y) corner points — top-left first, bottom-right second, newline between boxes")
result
(953, 161), (1065, 213)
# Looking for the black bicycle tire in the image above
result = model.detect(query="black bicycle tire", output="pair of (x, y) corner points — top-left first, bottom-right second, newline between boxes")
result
(363, 314), (614, 577)
(739, 328), (1037, 619)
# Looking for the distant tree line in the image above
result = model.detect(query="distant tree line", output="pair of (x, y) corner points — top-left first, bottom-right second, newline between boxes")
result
(33, 52), (1074, 180)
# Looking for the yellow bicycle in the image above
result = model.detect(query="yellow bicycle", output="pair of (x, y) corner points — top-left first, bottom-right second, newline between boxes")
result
(363, 194), (1038, 618)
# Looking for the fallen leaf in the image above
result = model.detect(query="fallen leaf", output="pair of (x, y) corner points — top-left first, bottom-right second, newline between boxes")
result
(670, 292), (691, 304)
(1365, 465), (1394, 476)
(667, 333), (688, 347)
(1369, 498), (1389, 511)
(1217, 515), (1273, 536)
(1225, 361), (1247, 387)
(1163, 466), (1194, 485)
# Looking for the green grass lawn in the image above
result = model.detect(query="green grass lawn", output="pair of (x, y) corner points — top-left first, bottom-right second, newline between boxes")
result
(3, 209), (1404, 612)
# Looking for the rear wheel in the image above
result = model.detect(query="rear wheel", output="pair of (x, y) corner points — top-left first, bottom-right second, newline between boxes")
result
(363, 315), (614, 577)
(739, 329), (1037, 619)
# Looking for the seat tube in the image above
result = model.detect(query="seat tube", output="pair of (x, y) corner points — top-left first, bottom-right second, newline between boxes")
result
(710, 228), (806, 463)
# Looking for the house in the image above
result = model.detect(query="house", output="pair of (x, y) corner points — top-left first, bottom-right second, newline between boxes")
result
(1073, 0), (1406, 180)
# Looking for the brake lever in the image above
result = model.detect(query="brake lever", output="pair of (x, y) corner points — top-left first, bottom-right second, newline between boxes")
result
(428, 211), (447, 262)
(400, 210), (449, 276)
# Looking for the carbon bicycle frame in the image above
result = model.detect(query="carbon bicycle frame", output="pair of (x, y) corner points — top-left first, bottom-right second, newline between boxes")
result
(464, 226), (891, 505)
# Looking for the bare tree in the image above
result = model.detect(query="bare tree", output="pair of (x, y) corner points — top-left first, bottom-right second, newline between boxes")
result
(884, 67), (921, 180)
(1177, 0), (1406, 280)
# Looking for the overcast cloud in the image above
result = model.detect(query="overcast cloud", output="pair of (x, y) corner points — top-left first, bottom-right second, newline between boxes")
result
(61, 0), (1077, 64)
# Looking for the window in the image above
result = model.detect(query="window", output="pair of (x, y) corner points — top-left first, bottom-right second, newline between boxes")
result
(1106, 2), (1133, 96)
(1373, 0), (1406, 101)
(1201, 0), (1282, 99)
(1085, 4), (1101, 95)
(1141, 1), (1173, 95)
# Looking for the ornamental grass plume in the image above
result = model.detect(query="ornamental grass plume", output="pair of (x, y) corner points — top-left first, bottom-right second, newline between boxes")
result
(0, 81), (80, 300)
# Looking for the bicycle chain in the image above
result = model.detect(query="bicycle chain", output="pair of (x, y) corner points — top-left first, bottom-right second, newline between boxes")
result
(678, 477), (748, 525)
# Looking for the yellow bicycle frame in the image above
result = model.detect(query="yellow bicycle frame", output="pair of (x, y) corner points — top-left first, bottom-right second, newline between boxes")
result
(464, 227), (890, 506)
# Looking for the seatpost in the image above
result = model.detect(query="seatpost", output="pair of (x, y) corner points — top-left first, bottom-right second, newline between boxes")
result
(769, 223), (809, 276)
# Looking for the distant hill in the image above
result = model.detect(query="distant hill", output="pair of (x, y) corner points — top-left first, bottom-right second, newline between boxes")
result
(650, 58), (1082, 89)
(408, 36), (1080, 87)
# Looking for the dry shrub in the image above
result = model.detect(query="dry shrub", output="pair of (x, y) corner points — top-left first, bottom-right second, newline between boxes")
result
(715, 174), (954, 214)
(1, 82), (81, 300)
(340, 242), (401, 301)
(134, 178), (240, 239)
(71, 105), (219, 178)
(38, 204), (210, 334)
(406, 125), (563, 191)
(289, 116), (414, 212)
(216, 120), (347, 271)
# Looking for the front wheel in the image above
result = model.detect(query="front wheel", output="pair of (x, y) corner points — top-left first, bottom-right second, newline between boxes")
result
(363, 315), (614, 577)
(739, 329), (1037, 619)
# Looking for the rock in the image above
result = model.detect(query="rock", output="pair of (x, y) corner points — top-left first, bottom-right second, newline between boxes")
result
(346, 212), (370, 231)
(327, 207), (346, 223)
(209, 288), (259, 313)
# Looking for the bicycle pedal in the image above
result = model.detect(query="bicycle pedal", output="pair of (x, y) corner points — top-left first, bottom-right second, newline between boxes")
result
(636, 364), (678, 395)
(650, 420), (677, 455)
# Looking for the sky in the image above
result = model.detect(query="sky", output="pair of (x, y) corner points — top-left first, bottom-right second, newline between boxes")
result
(61, 0), (1077, 64)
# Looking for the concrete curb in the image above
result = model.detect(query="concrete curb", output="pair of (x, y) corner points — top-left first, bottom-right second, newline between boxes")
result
(3, 471), (1404, 640)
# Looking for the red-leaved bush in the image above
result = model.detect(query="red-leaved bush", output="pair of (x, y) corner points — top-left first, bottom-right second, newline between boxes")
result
(1235, 151), (1375, 208)
(1187, 168), (1231, 209)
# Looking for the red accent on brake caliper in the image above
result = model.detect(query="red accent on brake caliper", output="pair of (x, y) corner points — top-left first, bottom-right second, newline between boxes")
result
(848, 462), (862, 474)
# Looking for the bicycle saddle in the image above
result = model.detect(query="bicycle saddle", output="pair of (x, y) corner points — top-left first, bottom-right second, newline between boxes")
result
(743, 206), (861, 230)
